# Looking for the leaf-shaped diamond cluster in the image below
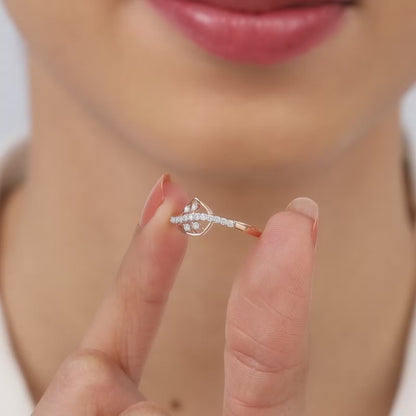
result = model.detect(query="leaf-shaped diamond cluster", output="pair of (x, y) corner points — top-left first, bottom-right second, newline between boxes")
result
(170, 197), (235, 235)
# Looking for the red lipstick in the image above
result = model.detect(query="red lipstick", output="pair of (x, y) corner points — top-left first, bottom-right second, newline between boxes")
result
(148, 0), (353, 65)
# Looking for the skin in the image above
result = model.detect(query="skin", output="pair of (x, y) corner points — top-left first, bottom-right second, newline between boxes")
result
(31, 178), (317, 416)
(0, 0), (416, 414)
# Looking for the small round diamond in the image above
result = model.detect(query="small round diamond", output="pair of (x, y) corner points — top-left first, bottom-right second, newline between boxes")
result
(183, 223), (191, 232)
(189, 213), (195, 221)
(200, 213), (207, 221)
(214, 216), (221, 223)
(170, 217), (175, 223)
(184, 205), (191, 213)
(227, 220), (234, 227)
(207, 215), (214, 222)
(194, 213), (201, 220)
(192, 222), (200, 230)
(220, 218), (227, 225)
(191, 201), (199, 211)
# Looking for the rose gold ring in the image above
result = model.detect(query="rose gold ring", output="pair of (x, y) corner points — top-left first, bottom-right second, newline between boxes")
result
(170, 197), (262, 237)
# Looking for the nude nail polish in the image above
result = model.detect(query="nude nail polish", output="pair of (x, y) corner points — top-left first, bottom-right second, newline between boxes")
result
(286, 197), (319, 248)
(139, 173), (171, 227)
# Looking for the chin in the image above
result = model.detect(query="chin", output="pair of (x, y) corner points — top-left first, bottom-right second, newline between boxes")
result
(125, 114), (349, 182)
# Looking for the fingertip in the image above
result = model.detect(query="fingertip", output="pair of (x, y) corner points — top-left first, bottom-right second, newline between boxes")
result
(140, 174), (190, 229)
(163, 178), (191, 217)
(286, 197), (319, 224)
(260, 198), (319, 252)
(260, 210), (310, 246)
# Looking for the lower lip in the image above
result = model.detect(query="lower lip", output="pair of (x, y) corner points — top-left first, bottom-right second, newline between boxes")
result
(148, 0), (349, 65)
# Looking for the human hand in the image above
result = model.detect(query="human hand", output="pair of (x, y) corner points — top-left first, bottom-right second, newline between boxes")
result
(32, 173), (318, 416)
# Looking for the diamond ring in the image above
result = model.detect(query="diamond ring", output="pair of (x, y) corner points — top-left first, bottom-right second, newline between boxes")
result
(170, 197), (262, 237)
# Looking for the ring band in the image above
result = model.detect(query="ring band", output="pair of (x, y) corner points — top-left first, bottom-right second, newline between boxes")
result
(170, 197), (262, 237)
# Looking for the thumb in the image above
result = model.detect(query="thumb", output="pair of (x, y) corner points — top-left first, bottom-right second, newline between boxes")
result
(223, 197), (318, 416)
(119, 401), (172, 416)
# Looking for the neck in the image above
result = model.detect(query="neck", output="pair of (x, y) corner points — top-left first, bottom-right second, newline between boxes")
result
(2, 56), (416, 414)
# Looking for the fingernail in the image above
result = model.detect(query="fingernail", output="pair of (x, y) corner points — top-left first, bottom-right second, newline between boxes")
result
(140, 173), (171, 227)
(286, 197), (319, 249)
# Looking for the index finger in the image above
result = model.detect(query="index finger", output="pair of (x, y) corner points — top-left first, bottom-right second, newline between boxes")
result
(79, 173), (189, 383)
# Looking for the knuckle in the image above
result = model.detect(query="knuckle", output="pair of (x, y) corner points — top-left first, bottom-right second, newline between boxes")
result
(225, 313), (307, 377)
(256, 292), (309, 342)
(226, 392), (302, 416)
(249, 289), (307, 330)
(226, 341), (303, 376)
(224, 342), (307, 415)
(226, 320), (280, 373)
(119, 272), (167, 315)
(226, 294), (308, 368)
(118, 259), (167, 307)
(226, 394), (282, 414)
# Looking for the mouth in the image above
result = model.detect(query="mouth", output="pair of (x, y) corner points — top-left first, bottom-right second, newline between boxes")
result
(191, 0), (354, 13)
(147, 0), (356, 65)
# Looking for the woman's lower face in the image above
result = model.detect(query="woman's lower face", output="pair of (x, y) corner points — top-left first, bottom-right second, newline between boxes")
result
(5, 0), (416, 176)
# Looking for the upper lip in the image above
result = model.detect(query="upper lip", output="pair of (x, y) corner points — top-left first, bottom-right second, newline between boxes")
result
(189, 0), (354, 13)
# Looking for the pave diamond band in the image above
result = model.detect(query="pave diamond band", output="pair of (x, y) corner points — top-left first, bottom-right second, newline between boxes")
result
(170, 214), (235, 227)
(169, 196), (262, 237)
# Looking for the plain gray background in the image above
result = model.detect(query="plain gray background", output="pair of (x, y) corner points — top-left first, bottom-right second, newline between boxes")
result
(1, 2), (416, 144)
